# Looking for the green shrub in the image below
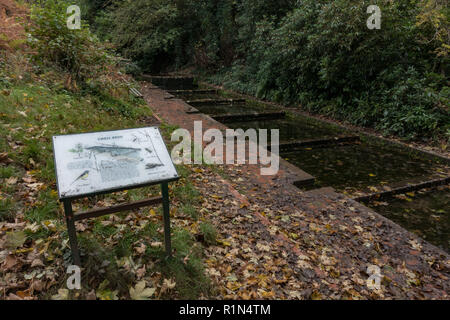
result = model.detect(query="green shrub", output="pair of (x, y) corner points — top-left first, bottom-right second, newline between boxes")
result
(84, 0), (449, 140)
(92, 0), (184, 73)
(213, 0), (449, 139)
(26, 0), (114, 82)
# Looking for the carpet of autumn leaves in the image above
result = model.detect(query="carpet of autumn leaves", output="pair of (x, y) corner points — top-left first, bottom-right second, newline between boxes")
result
(1, 0), (450, 301)
(139, 81), (450, 300)
(186, 164), (450, 300)
(0, 0), (214, 300)
(0, 85), (217, 299)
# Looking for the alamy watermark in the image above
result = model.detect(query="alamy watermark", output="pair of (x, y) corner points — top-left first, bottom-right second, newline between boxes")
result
(366, 265), (382, 290)
(66, 5), (81, 30)
(65, 5), (380, 31)
(66, 265), (81, 290)
(367, 5), (381, 30)
(171, 121), (280, 175)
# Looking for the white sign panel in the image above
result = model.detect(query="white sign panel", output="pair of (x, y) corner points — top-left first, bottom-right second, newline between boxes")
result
(53, 127), (178, 199)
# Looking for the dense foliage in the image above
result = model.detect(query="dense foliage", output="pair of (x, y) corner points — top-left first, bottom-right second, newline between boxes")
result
(27, 0), (110, 82)
(84, 0), (449, 140)
(7, 0), (147, 116)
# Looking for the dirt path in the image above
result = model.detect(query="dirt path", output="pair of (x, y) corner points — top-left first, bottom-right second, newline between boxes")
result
(141, 82), (449, 300)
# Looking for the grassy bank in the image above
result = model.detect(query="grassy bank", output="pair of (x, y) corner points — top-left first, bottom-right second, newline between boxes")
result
(0, 0), (215, 300)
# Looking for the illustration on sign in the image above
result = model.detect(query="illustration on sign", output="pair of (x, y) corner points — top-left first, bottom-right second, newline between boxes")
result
(53, 127), (178, 199)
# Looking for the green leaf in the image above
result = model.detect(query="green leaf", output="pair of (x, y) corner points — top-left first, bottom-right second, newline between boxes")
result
(5, 231), (27, 250)
(96, 280), (119, 300)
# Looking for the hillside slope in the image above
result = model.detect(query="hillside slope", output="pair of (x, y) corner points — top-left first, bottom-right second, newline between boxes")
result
(0, 0), (213, 300)
(0, 0), (27, 50)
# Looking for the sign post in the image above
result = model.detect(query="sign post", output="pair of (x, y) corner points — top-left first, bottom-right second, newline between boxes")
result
(52, 127), (179, 265)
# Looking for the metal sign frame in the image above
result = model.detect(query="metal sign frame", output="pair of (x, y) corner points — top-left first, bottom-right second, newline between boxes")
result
(52, 127), (179, 266)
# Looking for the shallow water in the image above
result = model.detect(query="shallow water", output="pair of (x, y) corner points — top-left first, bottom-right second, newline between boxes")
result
(366, 186), (449, 252)
(191, 88), (450, 251)
(227, 118), (346, 143)
(180, 93), (225, 100)
(186, 92), (347, 143)
(192, 103), (267, 116)
(282, 142), (449, 196)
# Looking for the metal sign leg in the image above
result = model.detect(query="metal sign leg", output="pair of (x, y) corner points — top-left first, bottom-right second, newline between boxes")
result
(63, 200), (81, 266)
(161, 182), (172, 257)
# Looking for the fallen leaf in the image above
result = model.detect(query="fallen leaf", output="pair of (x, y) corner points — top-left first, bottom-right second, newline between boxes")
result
(160, 278), (176, 294)
(136, 265), (146, 279)
(5, 177), (17, 185)
(31, 259), (44, 268)
(409, 239), (422, 251)
(129, 281), (156, 300)
(5, 231), (27, 250)
(3, 254), (19, 270)
(150, 242), (162, 248)
(7, 293), (22, 300)
(96, 280), (119, 300)
(86, 290), (97, 300)
(256, 243), (271, 252)
(135, 243), (147, 254)
(52, 289), (69, 300)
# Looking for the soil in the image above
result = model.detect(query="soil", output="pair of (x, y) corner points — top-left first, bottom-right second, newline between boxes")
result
(0, 0), (28, 50)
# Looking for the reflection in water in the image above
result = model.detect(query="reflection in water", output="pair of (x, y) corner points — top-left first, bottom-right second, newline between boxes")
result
(193, 103), (265, 116)
(228, 118), (345, 143)
(366, 186), (449, 253)
(184, 89), (450, 252)
(282, 143), (449, 196)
